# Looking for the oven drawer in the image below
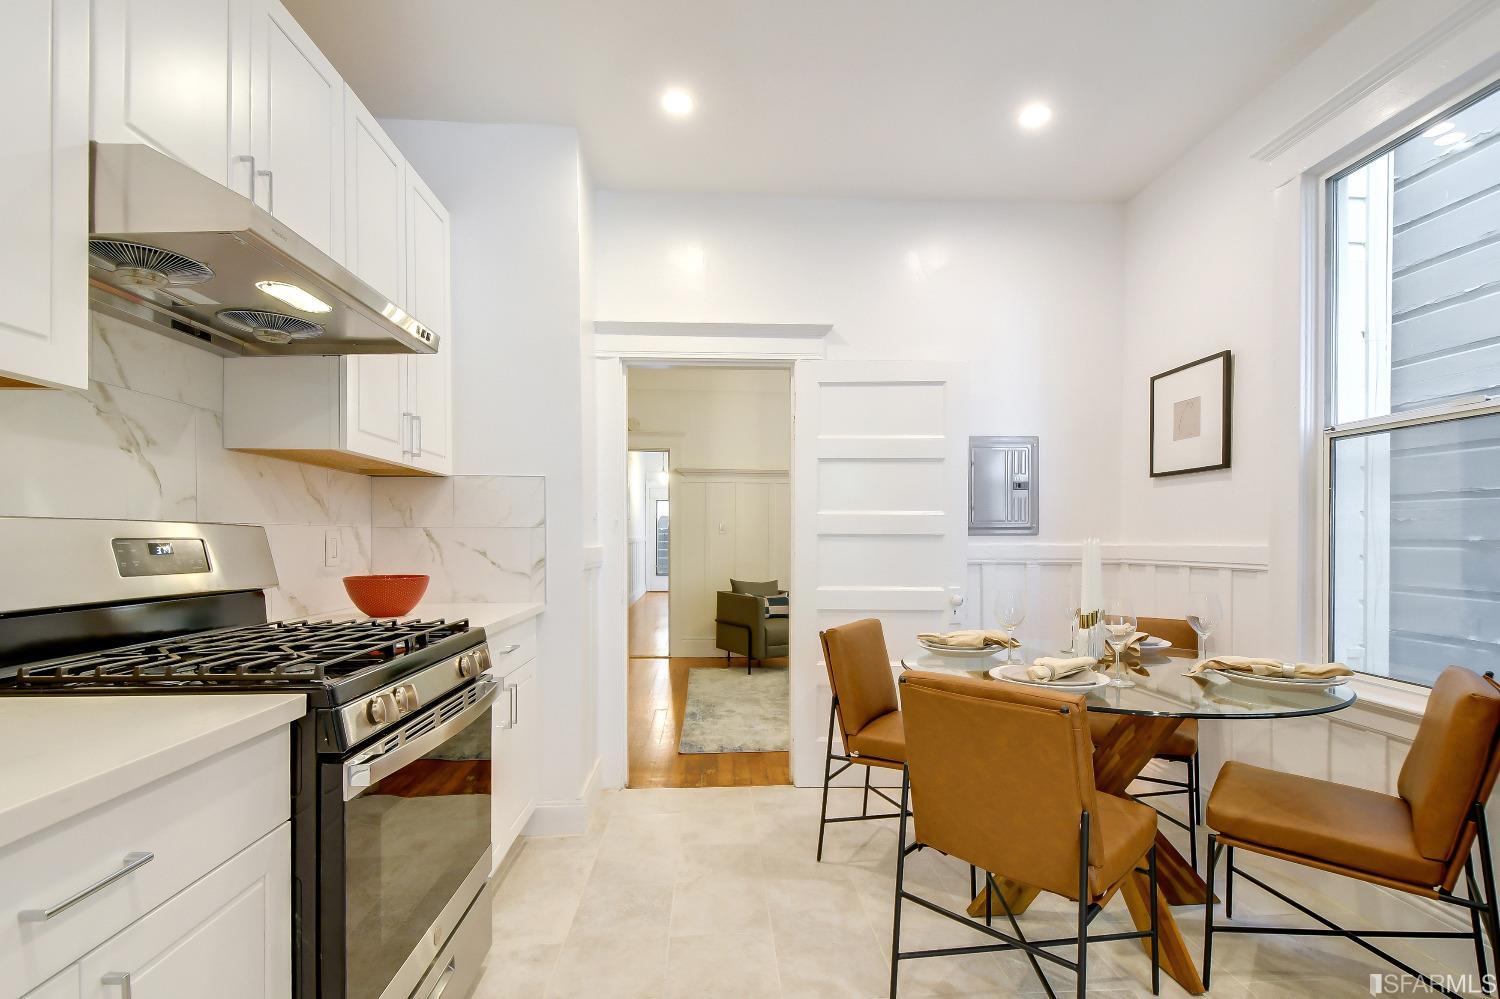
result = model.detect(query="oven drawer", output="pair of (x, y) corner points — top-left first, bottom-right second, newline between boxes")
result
(2, 728), (290, 996)
(486, 617), (536, 675)
(411, 878), (493, 999)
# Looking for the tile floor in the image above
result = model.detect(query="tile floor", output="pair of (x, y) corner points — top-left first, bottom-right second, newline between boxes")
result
(474, 785), (1482, 998)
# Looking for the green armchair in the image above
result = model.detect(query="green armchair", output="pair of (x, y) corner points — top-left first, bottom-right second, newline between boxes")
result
(715, 579), (789, 673)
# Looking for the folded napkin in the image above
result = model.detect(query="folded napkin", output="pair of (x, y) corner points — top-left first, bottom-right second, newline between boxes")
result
(918, 629), (1019, 650)
(1027, 656), (1097, 682)
(1098, 631), (1148, 664)
(1189, 656), (1353, 680)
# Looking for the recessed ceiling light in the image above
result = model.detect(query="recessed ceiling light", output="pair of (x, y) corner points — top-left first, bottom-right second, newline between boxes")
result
(255, 280), (331, 314)
(1435, 130), (1467, 147)
(1017, 102), (1053, 130)
(1422, 120), (1454, 138)
(660, 87), (695, 118)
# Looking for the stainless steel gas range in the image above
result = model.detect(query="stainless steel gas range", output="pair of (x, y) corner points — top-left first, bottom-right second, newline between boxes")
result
(0, 517), (495, 999)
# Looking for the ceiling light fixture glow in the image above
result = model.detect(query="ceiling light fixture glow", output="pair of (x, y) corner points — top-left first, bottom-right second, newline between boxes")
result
(1435, 130), (1468, 147)
(1422, 120), (1454, 138)
(1017, 102), (1053, 130)
(660, 87), (695, 118)
(255, 280), (331, 314)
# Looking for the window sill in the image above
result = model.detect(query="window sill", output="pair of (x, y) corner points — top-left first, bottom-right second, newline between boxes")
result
(1345, 673), (1430, 721)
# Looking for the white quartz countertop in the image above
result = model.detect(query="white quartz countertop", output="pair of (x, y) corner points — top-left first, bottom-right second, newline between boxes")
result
(0, 693), (305, 850)
(321, 601), (544, 633)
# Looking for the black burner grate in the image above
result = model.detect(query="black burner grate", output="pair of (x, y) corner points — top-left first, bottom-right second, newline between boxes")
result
(14, 617), (470, 688)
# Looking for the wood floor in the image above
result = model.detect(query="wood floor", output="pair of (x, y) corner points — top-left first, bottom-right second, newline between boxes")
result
(627, 593), (791, 789)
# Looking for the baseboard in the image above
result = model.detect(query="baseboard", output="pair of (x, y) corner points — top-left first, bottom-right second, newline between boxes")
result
(524, 756), (602, 837)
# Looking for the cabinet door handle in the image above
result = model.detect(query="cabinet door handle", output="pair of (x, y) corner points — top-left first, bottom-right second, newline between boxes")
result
(256, 168), (275, 213)
(401, 412), (413, 456)
(235, 153), (257, 203)
(496, 644), (520, 656)
(510, 680), (519, 727)
(101, 972), (132, 999)
(19, 852), (154, 922)
(498, 681), (516, 730)
(414, 414), (423, 457)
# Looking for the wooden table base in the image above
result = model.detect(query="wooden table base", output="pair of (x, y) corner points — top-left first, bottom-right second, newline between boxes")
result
(966, 714), (1209, 995)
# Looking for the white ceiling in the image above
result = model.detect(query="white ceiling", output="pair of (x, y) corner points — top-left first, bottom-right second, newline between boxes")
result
(287, 0), (1370, 202)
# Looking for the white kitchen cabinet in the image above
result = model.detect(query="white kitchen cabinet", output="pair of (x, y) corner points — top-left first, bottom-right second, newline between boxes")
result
(0, 0), (88, 390)
(90, 0), (254, 196)
(489, 620), (540, 866)
(343, 86), (407, 305)
(250, 0), (345, 261)
(77, 823), (290, 999)
(24, 968), (80, 999)
(223, 160), (453, 476)
(404, 169), (453, 475)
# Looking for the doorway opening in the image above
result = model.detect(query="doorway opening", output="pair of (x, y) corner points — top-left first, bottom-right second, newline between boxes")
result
(623, 365), (793, 788)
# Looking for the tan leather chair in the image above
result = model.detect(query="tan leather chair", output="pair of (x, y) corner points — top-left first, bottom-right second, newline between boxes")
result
(893, 670), (1160, 998)
(815, 619), (906, 862)
(1090, 616), (1203, 867)
(1203, 667), (1500, 995)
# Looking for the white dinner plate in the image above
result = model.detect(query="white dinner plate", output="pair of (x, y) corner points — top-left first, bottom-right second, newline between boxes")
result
(1139, 636), (1171, 650)
(1212, 669), (1348, 690)
(917, 639), (1006, 659)
(988, 664), (1112, 690)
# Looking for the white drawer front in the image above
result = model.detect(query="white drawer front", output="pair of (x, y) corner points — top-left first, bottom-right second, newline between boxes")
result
(486, 618), (536, 676)
(3, 729), (289, 995)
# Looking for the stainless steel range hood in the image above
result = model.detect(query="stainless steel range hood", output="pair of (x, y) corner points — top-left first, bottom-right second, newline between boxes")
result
(88, 142), (438, 357)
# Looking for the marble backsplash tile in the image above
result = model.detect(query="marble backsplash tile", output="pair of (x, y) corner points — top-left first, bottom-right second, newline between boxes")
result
(5, 314), (544, 616)
(369, 476), (547, 603)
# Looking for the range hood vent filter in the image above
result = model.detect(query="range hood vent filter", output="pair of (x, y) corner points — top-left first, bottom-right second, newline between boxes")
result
(218, 309), (325, 345)
(88, 239), (214, 288)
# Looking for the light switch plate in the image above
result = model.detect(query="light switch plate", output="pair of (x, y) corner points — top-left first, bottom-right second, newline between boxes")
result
(324, 529), (341, 568)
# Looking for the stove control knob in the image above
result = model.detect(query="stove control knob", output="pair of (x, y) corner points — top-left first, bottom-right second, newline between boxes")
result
(457, 654), (476, 678)
(366, 697), (388, 725)
(392, 686), (409, 712)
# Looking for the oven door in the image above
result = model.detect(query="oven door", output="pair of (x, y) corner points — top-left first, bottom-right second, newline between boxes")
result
(335, 678), (497, 999)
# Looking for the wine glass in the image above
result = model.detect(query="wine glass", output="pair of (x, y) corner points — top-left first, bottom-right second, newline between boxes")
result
(1187, 592), (1223, 658)
(995, 590), (1027, 663)
(1064, 600), (1081, 655)
(1102, 599), (1138, 688)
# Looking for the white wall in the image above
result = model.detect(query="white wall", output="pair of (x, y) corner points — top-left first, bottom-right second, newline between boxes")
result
(625, 450), (649, 603)
(383, 119), (598, 831)
(627, 367), (792, 656)
(595, 194), (1126, 544)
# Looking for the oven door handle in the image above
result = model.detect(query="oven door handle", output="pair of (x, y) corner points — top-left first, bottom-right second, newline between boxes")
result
(344, 680), (499, 800)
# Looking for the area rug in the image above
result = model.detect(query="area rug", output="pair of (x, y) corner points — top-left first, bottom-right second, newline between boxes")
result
(678, 665), (790, 753)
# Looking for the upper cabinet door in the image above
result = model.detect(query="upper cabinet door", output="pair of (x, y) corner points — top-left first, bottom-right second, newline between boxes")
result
(343, 87), (406, 306)
(91, 0), (254, 195)
(406, 170), (452, 474)
(0, 0), (88, 390)
(250, 0), (344, 261)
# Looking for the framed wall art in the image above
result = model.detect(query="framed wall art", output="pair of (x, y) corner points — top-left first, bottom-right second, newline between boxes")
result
(1149, 349), (1232, 477)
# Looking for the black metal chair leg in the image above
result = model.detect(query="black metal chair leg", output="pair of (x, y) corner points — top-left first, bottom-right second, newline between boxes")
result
(889, 768), (912, 999)
(1225, 845), (1236, 919)
(816, 699), (836, 863)
(1188, 753), (1200, 872)
(1148, 845), (1160, 996)
(969, 864), (977, 901)
(1203, 833), (1219, 990)
(863, 766), (871, 817)
(1077, 810), (1090, 999)
(1478, 805), (1500, 980)
(1467, 860), (1491, 993)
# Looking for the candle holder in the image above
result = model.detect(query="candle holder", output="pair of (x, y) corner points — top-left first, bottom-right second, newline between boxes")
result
(1073, 609), (1104, 659)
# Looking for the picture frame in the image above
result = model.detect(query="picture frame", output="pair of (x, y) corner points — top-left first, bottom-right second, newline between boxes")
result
(1149, 349), (1232, 477)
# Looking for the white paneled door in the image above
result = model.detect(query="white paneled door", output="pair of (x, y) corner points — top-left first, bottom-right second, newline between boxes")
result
(790, 361), (968, 786)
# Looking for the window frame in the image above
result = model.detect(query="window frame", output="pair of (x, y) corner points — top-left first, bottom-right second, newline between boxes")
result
(1318, 77), (1500, 687)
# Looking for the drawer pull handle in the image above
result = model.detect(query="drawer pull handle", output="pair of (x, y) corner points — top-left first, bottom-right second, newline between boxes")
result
(102, 972), (132, 998)
(428, 958), (457, 999)
(19, 852), (154, 922)
(497, 644), (520, 655)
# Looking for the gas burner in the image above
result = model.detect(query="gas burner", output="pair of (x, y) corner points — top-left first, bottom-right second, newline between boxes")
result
(15, 617), (470, 689)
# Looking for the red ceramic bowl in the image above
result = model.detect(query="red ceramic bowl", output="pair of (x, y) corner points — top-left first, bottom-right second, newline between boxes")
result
(343, 574), (429, 618)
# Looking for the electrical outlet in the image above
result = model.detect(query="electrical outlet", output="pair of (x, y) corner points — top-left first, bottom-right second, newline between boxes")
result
(324, 529), (341, 568)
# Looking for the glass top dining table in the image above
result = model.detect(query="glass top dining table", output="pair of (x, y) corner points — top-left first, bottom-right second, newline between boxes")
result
(902, 639), (1357, 720)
